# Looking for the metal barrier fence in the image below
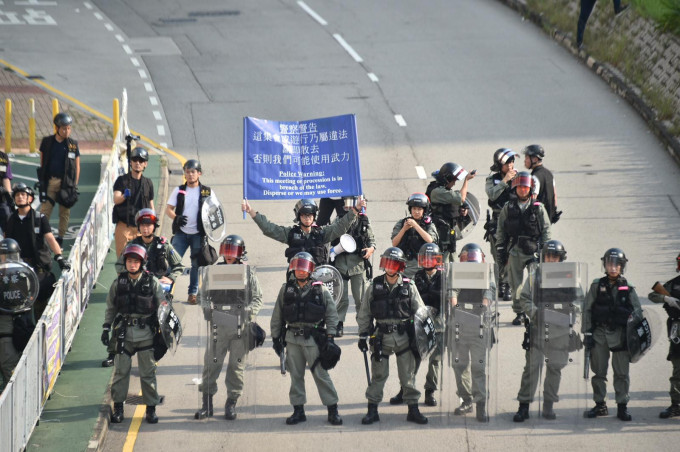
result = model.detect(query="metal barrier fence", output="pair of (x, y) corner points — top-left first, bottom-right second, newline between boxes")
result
(0, 143), (123, 452)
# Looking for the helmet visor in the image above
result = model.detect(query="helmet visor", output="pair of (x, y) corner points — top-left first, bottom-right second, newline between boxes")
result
(460, 249), (484, 263)
(289, 256), (315, 274)
(512, 174), (533, 189)
(220, 243), (244, 259)
(418, 253), (442, 269)
(603, 256), (625, 274)
(380, 256), (405, 274)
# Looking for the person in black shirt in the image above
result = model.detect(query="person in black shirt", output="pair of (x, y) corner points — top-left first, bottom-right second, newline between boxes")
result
(523, 145), (561, 224)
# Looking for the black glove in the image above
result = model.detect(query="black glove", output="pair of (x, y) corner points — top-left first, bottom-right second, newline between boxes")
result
(273, 337), (284, 357)
(101, 324), (111, 346)
(551, 210), (563, 224)
(584, 333), (594, 350)
(496, 245), (508, 267)
(55, 254), (71, 271)
(521, 329), (531, 351)
(358, 336), (368, 352)
(173, 215), (188, 229)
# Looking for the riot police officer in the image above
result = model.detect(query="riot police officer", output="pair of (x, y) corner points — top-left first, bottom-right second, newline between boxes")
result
(270, 252), (343, 426)
(101, 244), (167, 424)
(448, 243), (496, 422)
(485, 148), (518, 301)
(195, 235), (263, 420)
(426, 162), (476, 263)
(648, 252), (680, 418)
(523, 145), (560, 224)
(105, 209), (184, 367)
(0, 148), (13, 233)
(0, 239), (38, 391)
(358, 247), (428, 425)
(583, 248), (641, 421)
(243, 198), (365, 266)
(495, 172), (551, 325)
(391, 193), (438, 278)
(513, 240), (581, 422)
(330, 196), (376, 337)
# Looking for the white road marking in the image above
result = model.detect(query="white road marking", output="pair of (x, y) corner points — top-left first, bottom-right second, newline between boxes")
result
(104, 23), (113, 31)
(157, 125), (165, 136)
(122, 44), (132, 54)
(297, 1), (327, 26)
(144, 82), (153, 92)
(138, 69), (148, 79)
(367, 72), (379, 82)
(149, 97), (158, 106)
(115, 34), (124, 43)
(130, 57), (140, 67)
(415, 166), (427, 179)
(394, 114), (407, 127)
(333, 34), (363, 63)
(153, 111), (162, 120)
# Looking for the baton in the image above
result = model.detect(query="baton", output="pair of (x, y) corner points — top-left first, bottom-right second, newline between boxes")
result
(280, 348), (287, 375)
(583, 347), (590, 380)
(363, 349), (371, 385)
(242, 198), (247, 220)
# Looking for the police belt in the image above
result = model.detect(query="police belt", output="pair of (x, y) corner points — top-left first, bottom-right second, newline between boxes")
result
(376, 322), (408, 334)
(125, 316), (151, 328)
(288, 325), (320, 338)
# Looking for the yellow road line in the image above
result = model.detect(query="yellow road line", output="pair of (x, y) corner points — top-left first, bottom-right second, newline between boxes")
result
(122, 391), (146, 452)
(0, 58), (186, 166)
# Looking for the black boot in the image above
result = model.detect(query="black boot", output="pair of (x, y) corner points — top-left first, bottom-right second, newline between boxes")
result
(327, 404), (343, 425)
(512, 312), (525, 326)
(502, 283), (512, 302)
(286, 405), (306, 425)
(407, 403), (428, 424)
(476, 402), (488, 422)
(194, 393), (214, 419)
(542, 401), (556, 420)
(585, 402), (608, 418)
(146, 406), (158, 424)
(513, 403), (530, 422)
(617, 403), (632, 421)
(362, 403), (380, 425)
(660, 403), (680, 419)
(336, 321), (344, 338)
(111, 402), (124, 423)
(454, 398), (473, 415)
(101, 353), (115, 367)
(389, 388), (404, 405)
(225, 398), (237, 421)
(424, 389), (437, 407)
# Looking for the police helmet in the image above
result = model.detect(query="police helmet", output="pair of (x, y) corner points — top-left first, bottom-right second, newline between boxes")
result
(541, 240), (567, 262)
(523, 144), (545, 159)
(293, 199), (318, 221)
(490, 148), (518, 172)
(123, 244), (147, 264)
(288, 251), (315, 275)
(183, 159), (202, 172)
(379, 247), (406, 274)
(433, 162), (467, 185)
(459, 242), (485, 263)
(406, 193), (430, 211)
(601, 248), (627, 275)
(135, 208), (158, 229)
(220, 234), (246, 260)
(53, 112), (73, 127)
(418, 243), (442, 269)
(130, 147), (149, 162)
(12, 182), (35, 200)
(0, 238), (21, 262)
(511, 171), (534, 191)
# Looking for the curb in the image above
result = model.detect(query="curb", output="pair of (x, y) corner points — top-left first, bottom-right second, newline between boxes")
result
(496, 0), (680, 166)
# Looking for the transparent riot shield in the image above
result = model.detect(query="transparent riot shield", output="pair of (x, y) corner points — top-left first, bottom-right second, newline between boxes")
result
(0, 261), (40, 314)
(440, 262), (497, 424)
(527, 261), (587, 420)
(311, 265), (343, 305)
(201, 194), (227, 243)
(453, 192), (480, 239)
(196, 263), (257, 416)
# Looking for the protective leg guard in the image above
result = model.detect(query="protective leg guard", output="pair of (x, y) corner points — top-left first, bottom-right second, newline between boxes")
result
(327, 404), (343, 425)
(286, 405), (306, 425)
(362, 403), (380, 425)
(111, 402), (124, 424)
(225, 398), (237, 421)
(389, 388), (404, 405)
(513, 403), (530, 422)
(407, 404), (428, 424)
(194, 393), (214, 419)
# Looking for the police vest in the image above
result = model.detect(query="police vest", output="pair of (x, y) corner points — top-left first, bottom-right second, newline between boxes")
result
(397, 217), (431, 260)
(172, 183), (211, 235)
(131, 236), (169, 278)
(426, 181), (458, 248)
(503, 200), (542, 240)
(39, 135), (78, 189)
(115, 271), (157, 316)
(591, 277), (633, 327)
(532, 165), (556, 219)
(285, 225), (328, 265)
(370, 274), (412, 320)
(5, 209), (52, 271)
(112, 174), (154, 226)
(414, 269), (442, 311)
(282, 280), (326, 324)
(487, 172), (512, 213)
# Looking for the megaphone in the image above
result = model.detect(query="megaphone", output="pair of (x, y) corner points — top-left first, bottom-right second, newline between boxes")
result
(329, 234), (357, 262)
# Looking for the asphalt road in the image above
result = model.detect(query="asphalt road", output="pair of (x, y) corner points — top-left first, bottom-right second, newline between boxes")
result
(3, 0), (680, 450)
